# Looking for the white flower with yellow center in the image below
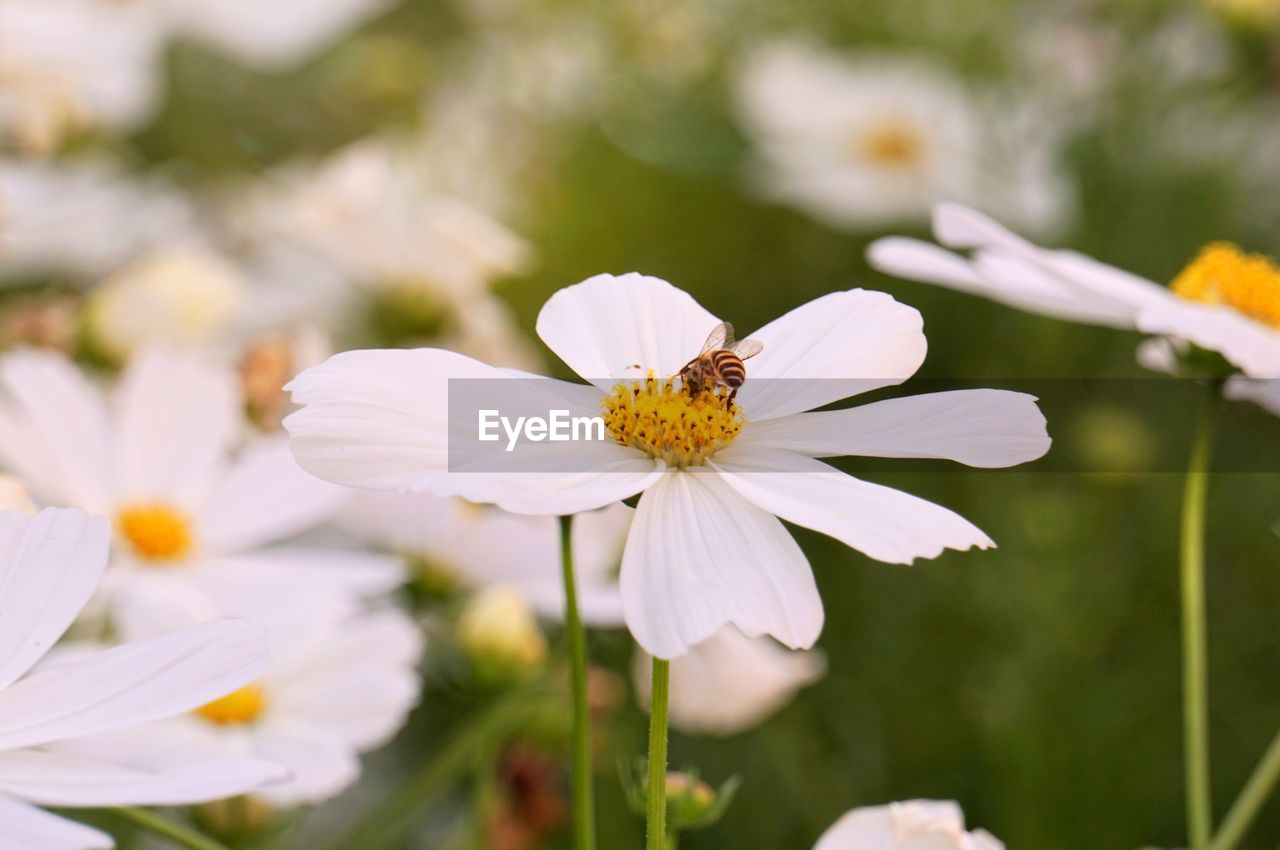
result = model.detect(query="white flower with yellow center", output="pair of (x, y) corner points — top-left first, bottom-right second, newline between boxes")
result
(815, 800), (1003, 850)
(285, 273), (1050, 658)
(53, 594), (423, 808)
(340, 492), (631, 625)
(0, 348), (402, 637)
(634, 626), (825, 736)
(0, 507), (285, 850)
(869, 203), (1280, 380)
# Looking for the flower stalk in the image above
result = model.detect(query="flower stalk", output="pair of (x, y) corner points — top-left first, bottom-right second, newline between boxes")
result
(113, 807), (235, 850)
(646, 658), (671, 850)
(560, 514), (596, 850)
(1182, 385), (1216, 850)
(1210, 726), (1280, 850)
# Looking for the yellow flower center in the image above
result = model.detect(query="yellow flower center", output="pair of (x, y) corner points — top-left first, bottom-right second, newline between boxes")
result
(116, 503), (194, 562)
(1171, 242), (1280, 328)
(601, 376), (743, 467)
(196, 685), (267, 726)
(852, 119), (926, 169)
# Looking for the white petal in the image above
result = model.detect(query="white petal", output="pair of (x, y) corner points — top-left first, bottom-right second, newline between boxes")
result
(535, 272), (721, 387)
(634, 626), (825, 736)
(1224, 376), (1280, 416)
(735, 290), (927, 421)
(0, 750), (283, 807)
(620, 471), (823, 659)
(0, 509), (109, 690)
(113, 349), (240, 508)
(0, 795), (112, 850)
(199, 436), (346, 554)
(712, 449), (993, 564)
(1137, 300), (1280, 378)
(0, 620), (267, 750)
(812, 805), (895, 850)
(250, 725), (361, 806)
(735, 390), (1050, 467)
(867, 237), (992, 293)
(0, 352), (112, 510)
(200, 548), (405, 600)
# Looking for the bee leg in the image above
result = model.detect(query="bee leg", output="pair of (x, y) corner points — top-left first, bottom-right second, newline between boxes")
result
(728, 386), (739, 405)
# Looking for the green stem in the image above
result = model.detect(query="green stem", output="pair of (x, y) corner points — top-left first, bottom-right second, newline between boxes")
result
(646, 658), (670, 850)
(113, 807), (233, 850)
(1182, 387), (1215, 850)
(1210, 727), (1280, 850)
(560, 514), (596, 850)
(322, 694), (532, 850)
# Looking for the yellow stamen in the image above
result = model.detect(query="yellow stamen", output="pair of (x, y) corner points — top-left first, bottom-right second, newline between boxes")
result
(852, 119), (925, 169)
(116, 503), (194, 562)
(1172, 242), (1280, 328)
(601, 375), (743, 467)
(196, 685), (267, 726)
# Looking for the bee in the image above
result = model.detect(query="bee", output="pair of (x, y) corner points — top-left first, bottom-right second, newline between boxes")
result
(678, 321), (763, 403)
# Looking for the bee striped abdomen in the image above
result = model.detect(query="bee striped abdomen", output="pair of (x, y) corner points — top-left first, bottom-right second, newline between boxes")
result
(712, 350), (746, 387)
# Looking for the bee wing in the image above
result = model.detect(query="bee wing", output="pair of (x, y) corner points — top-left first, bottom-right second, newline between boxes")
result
(700, 321), (733, 354)
(730, 339), (763, 360)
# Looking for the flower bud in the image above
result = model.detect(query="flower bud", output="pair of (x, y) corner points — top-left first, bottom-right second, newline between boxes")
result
(457, 586), (547, 684)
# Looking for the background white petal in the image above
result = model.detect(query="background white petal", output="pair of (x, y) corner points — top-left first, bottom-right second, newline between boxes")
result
(735, 290), (927, 420)
(713, 450), (993, 564)
(735, 390), (1050, 467)
(1137, 300), (1280, 378)
(535, 272), (721, 387)
(0, 794), (111, 850)
(0, 509), (109, 691)
(620, 471), (823, 659)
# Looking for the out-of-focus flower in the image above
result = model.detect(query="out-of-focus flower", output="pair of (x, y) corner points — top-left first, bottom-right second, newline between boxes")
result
(83, 248), (247, 364)
(0, 158), (197, 282)
(285, 273), (1050, 658)
(869, 204), (1280, 379)
(0, 348), (402, 637)
(0, 0), (164, 153)
(458, 585), (548, 684)
(0, 507), (284, 849)
(54, 594), (422, 808)
(340, 493), (630, 624)
(488, 746), (568, 850)
(0, 293), (80, 354)
(238, 327), (331, 432)
(634, 626), (825, 735)
(1209, 0), (1280, 29)
(814, 800), (1003, 850)
(0, 475), (36, 513)
(734, 41), (1073, 233)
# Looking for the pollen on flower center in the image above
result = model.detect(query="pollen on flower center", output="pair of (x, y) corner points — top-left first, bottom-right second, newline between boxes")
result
(601, 376), (743, 467)
(196, 685), (267, 726)
(116, 503), (193, 562)
(852, 119), (926, 169)
(1172, 242), (1280, 328)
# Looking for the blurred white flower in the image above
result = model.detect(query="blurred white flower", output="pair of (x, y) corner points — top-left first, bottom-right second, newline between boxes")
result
(814, 800), (1003, 850)
(869, 204), (1280, 379)
(734, 40), (1072, 233)
(0, 507), (284, 850)
(285, 273), (1050, 658)
(341, 493), (631, 625)
(84, 248), (247, 363)
(0, 348), (402, 637)
(53, 593), (422, 808)
(0, 0), (164, 153)
(634, 626), (824, 736)
(0, 157), (197, 282)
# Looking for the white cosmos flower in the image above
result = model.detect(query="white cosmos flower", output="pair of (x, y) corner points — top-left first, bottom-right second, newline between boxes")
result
(0, 348), (401, 637)
(633, 626), (824, 736)
(0, 507), (284, 850)
(814, 800), (1003, 850)
(50, 593), (422, 808)
(0, 157), (197, 283)
(868, 203), (1280, 379)
(734, 40), (1071, 233)
(285, 273), (1050, 658)
(340, 492), (631, 625)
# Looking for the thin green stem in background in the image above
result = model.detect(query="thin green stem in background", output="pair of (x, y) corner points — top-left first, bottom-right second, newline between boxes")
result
(323, 692), (532, 850)
(646, 658), (670, 850)
(1181, 386), (1216, 850)
(1210, 726), (1280, 850)
(560, 513), (596, 850)
(112, 807), (233, 850)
